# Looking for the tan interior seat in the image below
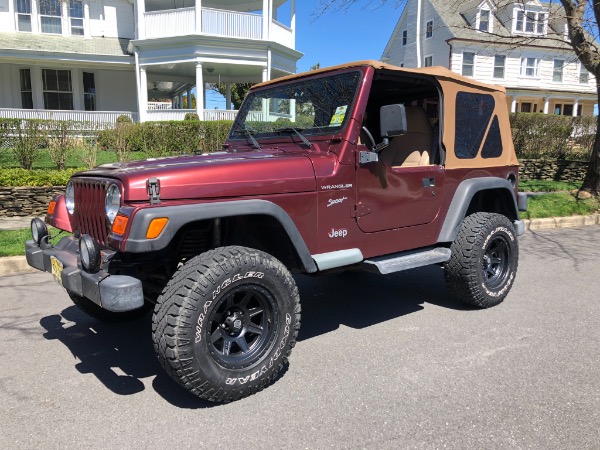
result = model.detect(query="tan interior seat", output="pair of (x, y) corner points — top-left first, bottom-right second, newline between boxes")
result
(379, 106), (433, 168)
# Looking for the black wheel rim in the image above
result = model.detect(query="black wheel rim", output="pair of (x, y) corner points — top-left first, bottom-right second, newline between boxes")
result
(482, 235), (511, 289)
(206, 284), (278, 370)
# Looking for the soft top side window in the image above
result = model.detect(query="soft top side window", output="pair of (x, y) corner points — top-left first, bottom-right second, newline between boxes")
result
(454, 91), (495, 159)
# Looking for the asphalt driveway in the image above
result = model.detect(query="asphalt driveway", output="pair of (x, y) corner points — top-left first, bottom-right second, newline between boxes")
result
(1, 226), (599, 449)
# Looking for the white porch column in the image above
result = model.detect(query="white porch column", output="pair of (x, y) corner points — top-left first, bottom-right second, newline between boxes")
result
(139, 67), (148, 122)
(31, 0), (39, 33)
(262, 0), (270, 40)
(72, 68), (84, 110)
(543, 97), (550, 114)
(511, 97), (517, 113)
(573, 98), (580, 116)
(291, 0), (296, 46)
(135, 0), (146, 39)
(31, 66), (44, 109)
(186, 89), (192, 109)
(225, 83), (232, 110)
(84, 0), (91, 38)
(267, 47), (272, 82)
(7, 0), (15, 32)
(261, 68), (269, 120)
(196, 62), (204, 120)
(195, 0), (202, 33)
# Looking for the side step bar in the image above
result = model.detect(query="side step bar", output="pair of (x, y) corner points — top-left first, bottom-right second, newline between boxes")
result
(362, 247), (451, 275)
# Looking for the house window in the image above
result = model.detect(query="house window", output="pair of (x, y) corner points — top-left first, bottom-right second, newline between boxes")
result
(462, 52), (474, 76)
(39, 0), (62, 34)
(424, 55), (433, 67)
(493, 55), (506, 79)
(515, 9), (546, 35)
(426, 20), (433, 39)
(553, 60), (564, 82)
(70, 0), (84, 36)
(554, 104), (574, 116)
(16, 0), (32, 32)
(521, 103), (531, 113)
(479, 9), (490, 32)
(402, 29), (407, 46)
(520, 57), (539, 77)
(83, 72), (96, 111)
(577, 105), (583, 116)
(580, 64), (589, 83)
(42, 69), (73, 110)
(19, 68), (33, 109)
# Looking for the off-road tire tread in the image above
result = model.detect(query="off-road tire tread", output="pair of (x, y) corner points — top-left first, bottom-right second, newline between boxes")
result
(152, 246), (300, 403)
(444, 212), (518, 309)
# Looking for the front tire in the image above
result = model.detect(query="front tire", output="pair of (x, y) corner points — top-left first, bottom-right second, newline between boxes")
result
(152, 246), (300, 403)
(444, 212), (519, 308)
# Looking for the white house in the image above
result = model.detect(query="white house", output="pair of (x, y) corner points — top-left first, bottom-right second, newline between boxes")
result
(382, 0), (597, 116)
(0, 0), (301, 124)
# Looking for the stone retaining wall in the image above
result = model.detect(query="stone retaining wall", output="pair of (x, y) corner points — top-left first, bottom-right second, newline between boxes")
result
(519, 159), (588, 182)
(0, 186), (64, 217)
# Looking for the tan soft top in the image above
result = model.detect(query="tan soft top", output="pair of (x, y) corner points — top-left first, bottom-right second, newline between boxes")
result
(254, 60), (506, 94)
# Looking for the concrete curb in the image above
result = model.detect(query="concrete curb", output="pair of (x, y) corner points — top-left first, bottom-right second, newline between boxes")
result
(2, 214), (599, 277)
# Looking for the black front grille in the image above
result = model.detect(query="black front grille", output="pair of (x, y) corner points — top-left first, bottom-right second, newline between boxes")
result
(73, 178), (109, 246)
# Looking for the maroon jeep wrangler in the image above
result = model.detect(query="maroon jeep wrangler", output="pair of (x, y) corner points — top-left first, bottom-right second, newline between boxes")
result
(26, 61), (527, 402)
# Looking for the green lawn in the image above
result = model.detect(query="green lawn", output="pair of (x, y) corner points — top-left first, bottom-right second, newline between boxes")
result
(519, 180), (581, 192)
(523, 192), (600, 219)
(0, 226), (70, 257)
(0, 148), (147, 169)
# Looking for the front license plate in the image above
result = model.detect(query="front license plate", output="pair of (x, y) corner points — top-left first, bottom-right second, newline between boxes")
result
(50, 256), (63, 286)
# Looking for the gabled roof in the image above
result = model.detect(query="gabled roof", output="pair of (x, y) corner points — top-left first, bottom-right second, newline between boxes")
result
(429, 0), (572, 50)
(0, 33), (132, 58)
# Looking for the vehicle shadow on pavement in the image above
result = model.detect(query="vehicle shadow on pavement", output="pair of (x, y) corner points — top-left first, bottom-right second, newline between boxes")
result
(296, 265), (472, 341)
(38, 306), (217, 409)
(35, 265), (468, 408)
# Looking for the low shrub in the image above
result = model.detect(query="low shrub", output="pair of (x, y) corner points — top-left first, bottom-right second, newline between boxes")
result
(0, 168), (80, 187)
(184, 113), (200, 121)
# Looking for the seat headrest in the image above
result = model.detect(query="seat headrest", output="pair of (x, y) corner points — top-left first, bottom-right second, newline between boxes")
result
(405, 106), (432, 135)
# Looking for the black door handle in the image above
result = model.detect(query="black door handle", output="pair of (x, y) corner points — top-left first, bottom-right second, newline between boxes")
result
(422, 178), (435, 187)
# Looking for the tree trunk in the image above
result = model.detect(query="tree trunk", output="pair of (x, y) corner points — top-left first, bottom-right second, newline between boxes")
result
(579, 84), (600, 196)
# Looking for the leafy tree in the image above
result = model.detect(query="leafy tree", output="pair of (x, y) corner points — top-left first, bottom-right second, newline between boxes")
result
(209, 83), (253, 110)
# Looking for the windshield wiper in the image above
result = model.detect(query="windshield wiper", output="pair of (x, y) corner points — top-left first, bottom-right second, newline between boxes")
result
(235, 124), (261, 150)
(275, 127), (313, 149)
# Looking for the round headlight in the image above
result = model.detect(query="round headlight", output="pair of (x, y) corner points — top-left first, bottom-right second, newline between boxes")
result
(65, 180), (75, 215)
(105, 184), (122, 225)
(31, 218), (48, 245)
(79, 234), (101, 273)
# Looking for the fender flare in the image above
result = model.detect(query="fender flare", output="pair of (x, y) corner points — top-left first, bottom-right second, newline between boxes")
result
(125, 199), (318, 273)
(437, 177), (519, 243)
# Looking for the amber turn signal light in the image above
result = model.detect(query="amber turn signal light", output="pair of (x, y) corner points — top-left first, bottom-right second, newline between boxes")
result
(47, 201), (56, 215)
(111, 214), (129, 235)
(146, 217), (168, 239)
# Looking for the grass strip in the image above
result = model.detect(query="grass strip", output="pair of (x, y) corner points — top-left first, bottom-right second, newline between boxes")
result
(0, 226), (70, 257)
(523, 192), (600, 219)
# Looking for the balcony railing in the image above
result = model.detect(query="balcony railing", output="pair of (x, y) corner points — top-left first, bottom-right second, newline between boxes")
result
(143, 7), (293, 47)
(146, 109), (242, 121)
(0, 108), (138, 128)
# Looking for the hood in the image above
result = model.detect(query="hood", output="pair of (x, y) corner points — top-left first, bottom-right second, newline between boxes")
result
(76, 150), (317, 202)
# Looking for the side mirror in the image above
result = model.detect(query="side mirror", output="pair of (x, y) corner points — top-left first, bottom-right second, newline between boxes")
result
(380, 104), (407, 138)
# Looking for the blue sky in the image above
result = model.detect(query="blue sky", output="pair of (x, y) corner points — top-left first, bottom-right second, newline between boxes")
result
(206, 0), (403, 108)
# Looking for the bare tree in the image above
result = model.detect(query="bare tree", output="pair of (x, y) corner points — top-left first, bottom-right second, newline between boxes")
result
(315, 0), (600, 196)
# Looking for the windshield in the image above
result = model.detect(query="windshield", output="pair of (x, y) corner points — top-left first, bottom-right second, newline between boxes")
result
(229, 71), (362, 142)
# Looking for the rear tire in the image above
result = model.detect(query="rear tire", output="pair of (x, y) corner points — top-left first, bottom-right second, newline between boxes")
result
(444, 212), (519, 308)
(68, 293), (151, 322)
(152, 246), (300, 403)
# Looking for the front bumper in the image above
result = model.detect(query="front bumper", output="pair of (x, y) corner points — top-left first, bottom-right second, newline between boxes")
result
(25, 236), (144, 312)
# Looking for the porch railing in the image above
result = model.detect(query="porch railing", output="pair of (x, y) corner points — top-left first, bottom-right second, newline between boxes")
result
(0, 108), (138, 128)
(144, 7), (195, 38)
(201, 8), (262, 40)
(143, 7), (266, 42)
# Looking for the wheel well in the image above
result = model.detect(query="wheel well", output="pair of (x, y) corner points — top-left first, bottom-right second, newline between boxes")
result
(465, 189), (518, 221)
(169, 215), (306, 272)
